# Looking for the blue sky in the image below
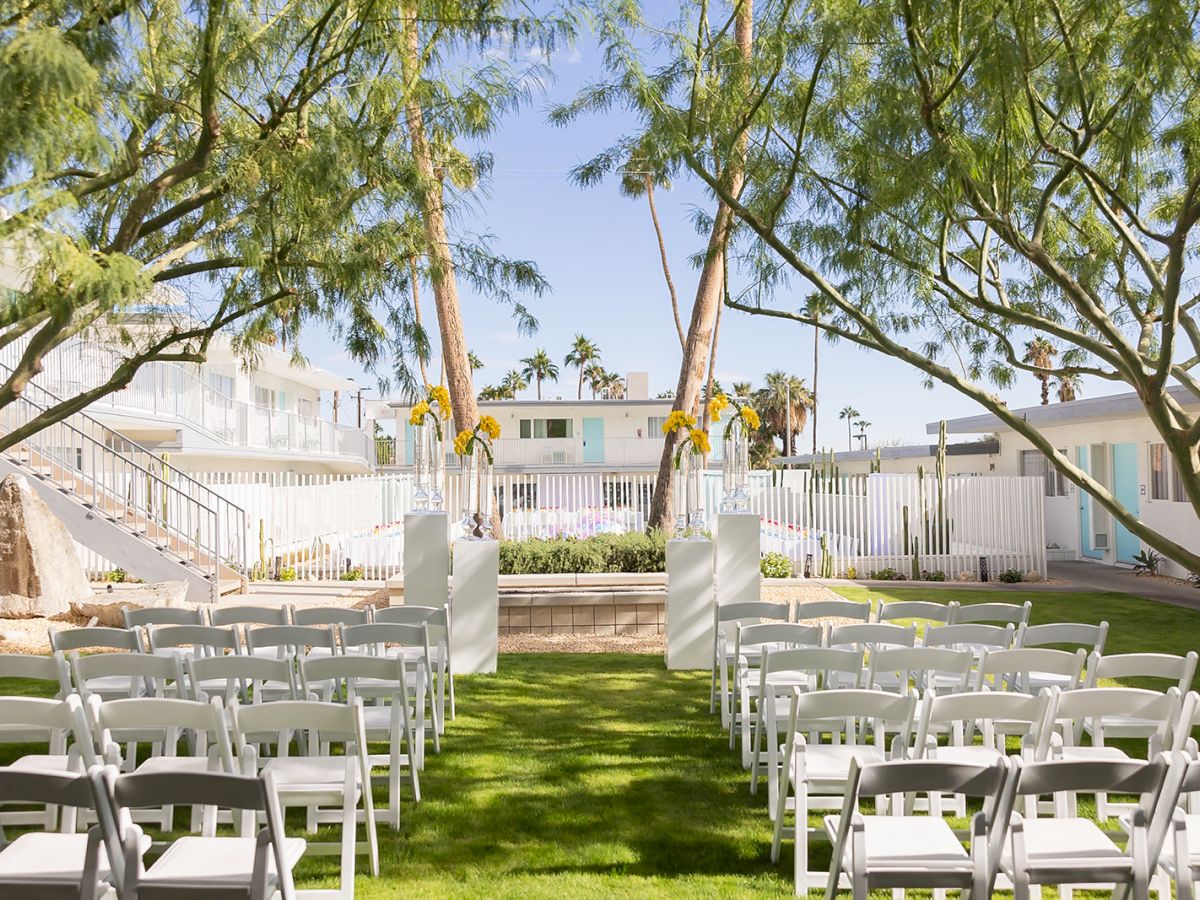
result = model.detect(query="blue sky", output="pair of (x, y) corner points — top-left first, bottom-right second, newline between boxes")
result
(301, 28), (1054, 449)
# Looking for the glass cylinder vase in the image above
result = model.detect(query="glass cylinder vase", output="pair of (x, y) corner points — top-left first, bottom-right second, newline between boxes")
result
(427, 427), (445, 512)
(673, 450), (706, 539)
(459, 442), (495, 540)
(411, 422), (430, 511)
(720, 418), (751, 513)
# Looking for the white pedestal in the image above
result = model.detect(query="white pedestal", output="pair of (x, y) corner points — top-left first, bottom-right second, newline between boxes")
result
(403, 513), (449, 608)
(665, 539), (714, 670)
(451, 539), (499, 674)
(715, 513), (760, 606)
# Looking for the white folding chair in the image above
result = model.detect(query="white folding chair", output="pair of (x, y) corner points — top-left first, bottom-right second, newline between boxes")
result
(230, 698), (379, 895)
(293, 607), (370, 658)
(923, 622), (1014, 656)
(975, 647), (1087, 693)
(185, 653), (300, 706)
(749, 646), (864, 815)
(874, 599), (959, 626)
(712, 601), (792, 727)
(373, 604), (455, 721)
(864, 646), (973, 695)
(794, 598), (873, 624)
(0, 768), (126, 900)
(70, 651), (184, 703)
(824, 757), (1014, 899)
(301, 655), (422, 827)
(146, 625), (242, 691)
(1016, 621), (1109, 690)
(772, 687), (917, 893)
(93, 764), (304, 900)
(827, 622), (917, 688)
(0, 651), (71, 698)
(341, 622), (442, 751)
(50, 625), (143, 655)
(731, 622), (824, 764)
(1085, 651), (1198, 736)
(1044, 686), (1181, 820)
(0, 695), (97, 830)
(124, 607), (205, 629)
(1146, 750), (1200, 900)
(952, 600), (1032, 627)
(96, 696), (236, 830)
(208, 605), (293, 659)
(1002, 757), (1165, 900)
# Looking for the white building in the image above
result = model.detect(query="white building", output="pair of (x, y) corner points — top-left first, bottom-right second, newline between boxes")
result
(779, 440), (1001, 476)
(385, 373), (676, 473)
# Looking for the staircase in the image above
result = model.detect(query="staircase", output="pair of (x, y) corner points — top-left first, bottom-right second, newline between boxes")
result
(0, 368), (247, 602)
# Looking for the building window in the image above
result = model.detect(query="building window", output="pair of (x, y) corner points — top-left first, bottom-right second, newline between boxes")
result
(1172, 461), (1186, 503)
(206, 373), (234, 398)
(254, 386), (276, 409)
(297, 398), (315, 419)
(647, 416), (667, 435)
(1150, 443), (1171, 500)
(1020, 449), (1068, 497)
(518, 418), (572, 439)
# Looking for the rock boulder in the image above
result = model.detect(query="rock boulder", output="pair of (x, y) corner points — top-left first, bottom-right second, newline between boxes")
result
(0, 473), (92, 618)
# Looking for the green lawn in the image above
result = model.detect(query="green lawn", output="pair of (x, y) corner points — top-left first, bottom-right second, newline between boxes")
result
(3, 586), (1199, 897)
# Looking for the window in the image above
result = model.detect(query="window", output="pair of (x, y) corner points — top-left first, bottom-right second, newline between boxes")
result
(206, 373), (234, 398)
(518, 418), (572, 439)
(1150, 443), (1171, 500)
(647, 416), (668, 436)
(1172, 462), (1186, 503)
(254, 386), (276, 409)
(1020, 449), (1068, 497)
(297, 398), (315, 419)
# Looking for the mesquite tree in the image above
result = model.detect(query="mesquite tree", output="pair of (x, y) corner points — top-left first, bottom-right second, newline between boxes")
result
(0, 0), (551, 449)
(598, 0), (1200, 571)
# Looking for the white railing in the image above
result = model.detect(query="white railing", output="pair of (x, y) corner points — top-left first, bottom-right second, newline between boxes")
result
(191, 469), (1044, 582)
(380, 436), (667, 469)
(0, 337), (373, 465)
(0, 367), (248, 595)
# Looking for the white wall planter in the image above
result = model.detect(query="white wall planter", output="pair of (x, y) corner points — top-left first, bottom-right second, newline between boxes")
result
(402, 512), (448, 607)
(665, 538), (715, 670)
(715, 512), (760, 606)
(451, 538), (499, 674)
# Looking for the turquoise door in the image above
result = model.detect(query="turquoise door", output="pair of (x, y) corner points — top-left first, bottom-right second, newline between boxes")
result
(1112, 442), (1141, 564)
(404, 421), (415, 466)
(582, 417), (604, 463)
(1077, 446), (1102, 559)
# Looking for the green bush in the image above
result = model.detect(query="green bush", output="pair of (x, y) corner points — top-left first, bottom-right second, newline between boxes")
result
(104, 568), (129, 583)
(339, 567), (365, 581)
(998, 568), (1023, 584)
(760, 552), (794, 579)
(498, 532), (667, 574)
(923, 570), (947, 582)
(868, 567), (902, 581)
(277, 566), (297, 582)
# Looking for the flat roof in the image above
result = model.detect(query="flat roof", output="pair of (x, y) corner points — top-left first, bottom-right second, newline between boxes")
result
(386, 398), (673, 409)
(930, 384), (1199, 434)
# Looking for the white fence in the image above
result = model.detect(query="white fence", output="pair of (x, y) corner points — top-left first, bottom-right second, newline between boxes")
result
(183, 470), (1044, 582)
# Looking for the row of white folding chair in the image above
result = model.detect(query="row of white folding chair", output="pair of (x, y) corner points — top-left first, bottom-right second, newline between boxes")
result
(871, 598), (1034, 628)
(0, 764), (303, 899)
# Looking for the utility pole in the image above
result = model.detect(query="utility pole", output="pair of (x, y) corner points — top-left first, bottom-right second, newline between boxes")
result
(785, 382), (792, 464)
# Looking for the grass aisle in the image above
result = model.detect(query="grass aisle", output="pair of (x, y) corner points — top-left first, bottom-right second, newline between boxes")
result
(352, 653), (788, 897)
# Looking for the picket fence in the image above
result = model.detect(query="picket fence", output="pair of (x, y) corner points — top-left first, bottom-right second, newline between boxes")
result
(115, 469), (1044, 582)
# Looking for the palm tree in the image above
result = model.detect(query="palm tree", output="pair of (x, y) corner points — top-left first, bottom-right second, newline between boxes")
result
(1057, 373), (1082, 402)
(478, 384), (505, 401)
(601, 371), (626, 399)
(501, 369), (528, 399)
(519, 349), (559, 400)
(1023, 337), (1057, 405)
(584, 362), (607, 399)
(838, 406), (860, 452)
(467, 351), (484, 373)
(564, 335), (601, 399)
(855, 420), (871, 449)
(755, 372), (813, 457)
(731, 381), (752, 398)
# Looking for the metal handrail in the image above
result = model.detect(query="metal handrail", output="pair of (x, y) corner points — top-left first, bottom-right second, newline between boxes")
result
(0, 363), (247, 596)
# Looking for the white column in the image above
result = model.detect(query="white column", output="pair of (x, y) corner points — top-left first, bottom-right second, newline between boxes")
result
(715, 512), (760, 606)
(665, 539), (714, 670)
(403, 512), (448, 607)
(450, 539), (499, 674)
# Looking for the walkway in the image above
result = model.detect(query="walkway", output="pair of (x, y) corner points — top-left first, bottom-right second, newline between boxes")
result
(1048, 560), (1200, 611)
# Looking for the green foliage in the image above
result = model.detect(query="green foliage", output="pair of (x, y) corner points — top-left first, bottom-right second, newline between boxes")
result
(868, 567), (903, 581)
(998, 568), (1024, 584)
(498, 532), (667, 575)
(844, 565), (857, 580)
(339, 567), (365, 582)
(102, 568), (128, 584)
(1132, 550), (1163, 576)
(277, 566), (297, 582)
(760, 552), (793, 579)
(923, 570), (947, 582)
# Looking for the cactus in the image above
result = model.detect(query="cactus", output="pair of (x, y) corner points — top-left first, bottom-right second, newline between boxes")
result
(902, 504), (911, 553)
(911, 536), (921, 580)
(869, 447), (882, 474)
(819, 532), (833, 578)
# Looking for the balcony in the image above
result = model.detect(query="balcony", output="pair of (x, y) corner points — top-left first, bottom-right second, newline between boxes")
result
(377, 436), (667, 470)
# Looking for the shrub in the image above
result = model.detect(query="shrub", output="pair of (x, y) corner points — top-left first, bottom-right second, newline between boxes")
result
(868, 567), (902, 581)
(1132, 549), (1162, 576)
(497, 531), (667, 575)
(103, 568), (129, 583)
(760, 552), (793, 579)
(339, 567), (365, 581)
(844, 565), (857, 580)
(277, 566), (297, 582)
(923, 570), (947, 582)
(998, 568), (1023, 584)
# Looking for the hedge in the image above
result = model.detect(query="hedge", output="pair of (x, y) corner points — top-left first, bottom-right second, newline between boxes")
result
(498, 532), (667, 574)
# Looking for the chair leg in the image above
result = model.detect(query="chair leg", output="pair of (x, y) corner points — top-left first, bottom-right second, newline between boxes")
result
(793, 784), (809, 896)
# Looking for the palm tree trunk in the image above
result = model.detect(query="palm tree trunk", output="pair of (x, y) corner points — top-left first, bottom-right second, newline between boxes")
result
(847, 420), (852, 452)
(577, 367), (584, 400)
(536, 375), (542, 401)
(401, 7), (476, 435)
(648, 0), (752, 532)
(646, 176), (686, 351)
(1040, 374), (1050, 405)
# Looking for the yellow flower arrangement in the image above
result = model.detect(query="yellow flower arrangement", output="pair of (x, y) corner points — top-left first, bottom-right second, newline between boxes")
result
(428, 385), (452, 418)
(409, 400), (431, 426)
(741, 407), (760, 431)
(662, 409), (697, 434)
(707, 393), (729, 421)
(452, 429), (472, 457)
(689, 428), (711, 456)
(479, 415), (501, 440)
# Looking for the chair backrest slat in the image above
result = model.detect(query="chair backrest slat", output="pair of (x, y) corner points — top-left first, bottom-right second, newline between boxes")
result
(292, 606), (370, 627)
(50, 626), (142, 654)
(207, 605), (291, 627)
(123, 607), (204, 628)
(794, 599), (872, 623)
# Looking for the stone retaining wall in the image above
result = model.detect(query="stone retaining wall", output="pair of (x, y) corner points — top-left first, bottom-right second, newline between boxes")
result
(498, 591), (664, 635)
